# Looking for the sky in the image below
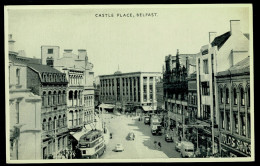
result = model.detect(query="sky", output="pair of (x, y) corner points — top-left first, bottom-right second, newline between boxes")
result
(6, 5), (251, 77)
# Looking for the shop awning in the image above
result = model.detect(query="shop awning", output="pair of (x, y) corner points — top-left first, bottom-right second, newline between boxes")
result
(142, 106), (153, 111)
(70, 131), (87, 141)
(70, 124), (93, 141)
(98, 103), (115, 109)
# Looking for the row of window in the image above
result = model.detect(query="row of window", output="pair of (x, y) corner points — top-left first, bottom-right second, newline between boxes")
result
(219, 86), (250, 106)
(69, 75), (83, 85)
(220, 111), (250, 137)
(84, 95), (94, 107)
(188, 95), (197, 105)
(42, 114), (67, 131)
(41, 72), (66, 83)
(42, 91), (66, 107)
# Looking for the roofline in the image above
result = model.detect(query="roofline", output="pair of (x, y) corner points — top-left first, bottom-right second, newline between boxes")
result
(41, 45), (60, 48)
(99, 72), (162, 77)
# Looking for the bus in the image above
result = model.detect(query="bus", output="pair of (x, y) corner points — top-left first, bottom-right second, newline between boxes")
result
(150, 115), (162, 135)
(78, 130), (106, 159)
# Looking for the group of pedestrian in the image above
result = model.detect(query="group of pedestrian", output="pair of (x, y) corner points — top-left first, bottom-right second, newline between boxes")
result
(154, 141), (162, 150)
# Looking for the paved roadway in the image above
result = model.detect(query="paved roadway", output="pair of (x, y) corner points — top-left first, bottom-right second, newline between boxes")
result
(100, 113), (181, 159)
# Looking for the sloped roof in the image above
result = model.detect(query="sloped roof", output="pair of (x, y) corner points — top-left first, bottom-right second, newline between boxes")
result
(217, 56), (250, 76)
(9, 53), (41, 65)
(244, 33), (250, 40)
(27, 63), (62, 74)
(211, 31), (231, 49)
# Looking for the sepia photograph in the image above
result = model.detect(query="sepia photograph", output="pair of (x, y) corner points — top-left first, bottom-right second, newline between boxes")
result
(4, 4), (254, 163)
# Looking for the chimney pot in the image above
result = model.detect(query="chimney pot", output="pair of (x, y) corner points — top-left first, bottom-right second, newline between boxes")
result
(8, 34), (15, 52)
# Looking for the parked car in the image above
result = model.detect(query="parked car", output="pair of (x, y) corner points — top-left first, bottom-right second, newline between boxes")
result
(115, 112), (121, 116)
(127, 132), (135, 140)
(115, 143), (124, 152)
(165, 133), (173, 142)
(175, 140), (181, 152)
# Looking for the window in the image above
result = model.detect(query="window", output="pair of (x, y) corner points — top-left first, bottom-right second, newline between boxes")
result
(226, 88), (230, 104)
(220, 88), (223, 103)
(241, 115), (246, 136)
(202, 82), (210, 95)
(226, 113), (230, 131)
(48, 91), (52, 106)
(82, 150), (86, 154)
(16, 69), (20, 85)
(203, 59), (209, 74)
(15, 102), (19, 124)
(234, 88), (238, 105)
(234, 114), (239, 134)
(202, 105), (210, 120)
(241, 88), (245, 106)
(48, 49), (53, 54)
(221, 112), (225, 129)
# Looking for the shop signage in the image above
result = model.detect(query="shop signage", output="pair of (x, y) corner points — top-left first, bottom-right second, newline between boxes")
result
(221, 133), (250, 156)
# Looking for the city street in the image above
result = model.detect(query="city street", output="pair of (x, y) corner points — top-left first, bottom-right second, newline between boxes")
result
(100, 113), (181, 159)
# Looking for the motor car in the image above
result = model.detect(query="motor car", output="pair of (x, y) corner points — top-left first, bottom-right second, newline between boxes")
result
(127, 132), (135, 140)
(175, 140), (182, 152)
(165, 133), (173, 142)
(115, 112), (121, 116)
(180, 141), (195, 158)
(115, 143), (124, 152)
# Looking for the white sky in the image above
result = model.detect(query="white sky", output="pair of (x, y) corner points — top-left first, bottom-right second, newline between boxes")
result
(6, 5), (250, 77)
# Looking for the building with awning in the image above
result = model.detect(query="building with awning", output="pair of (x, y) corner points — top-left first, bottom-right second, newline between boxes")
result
(99, 72), (162, 113)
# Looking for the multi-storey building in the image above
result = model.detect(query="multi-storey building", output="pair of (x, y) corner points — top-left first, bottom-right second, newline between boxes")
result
(9, 50), (69, 159)
(99, 72), (161, 113)
(196, 20), (249, 156)
(216, 56), (251, 157)
(41, 46), (95, 151)
(8, 39), (42, 160)
(163, 50), (197, 139)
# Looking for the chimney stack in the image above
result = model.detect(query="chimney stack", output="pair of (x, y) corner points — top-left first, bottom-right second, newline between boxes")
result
(209, 32), (217, 43)
(78, 49), (87, 57)
(8, 34), (16, 52)
(230, 20), (241, 35)
(64, 49), (73, 53)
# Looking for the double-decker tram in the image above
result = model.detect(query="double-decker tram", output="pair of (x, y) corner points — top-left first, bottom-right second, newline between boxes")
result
(78, 130), (106, 159)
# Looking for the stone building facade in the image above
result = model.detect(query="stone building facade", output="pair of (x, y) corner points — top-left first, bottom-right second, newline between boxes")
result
(99, 72), (161, 113)
(8, 50), (42, 160)
(216, 57), (251, 157)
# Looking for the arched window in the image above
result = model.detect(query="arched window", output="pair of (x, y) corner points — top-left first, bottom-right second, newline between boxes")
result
(53, 116), (57, 130)
(16, 68), (20, 85)
(42, 91), (46, 106)
(234, 88), (237, 105)
(74, 91), (78, 99)
(69, 91), (73, 100)
(48, 91), (52, 106)
(226, 88), (229, 104)
(63, 114), (66, 127)
(241, 87), (245, 106)
(48, 117), (52, 131)
(58, 91), (61, 104)
(220, 88), (223, 103)
(53, 91), (57, 105)
(58, 115), (62, 127)
(63, 90), (66, 104)
(42, 119), (46, 131)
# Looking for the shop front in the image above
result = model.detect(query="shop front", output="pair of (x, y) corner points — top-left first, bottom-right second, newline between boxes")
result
(220, 132), (251, 157)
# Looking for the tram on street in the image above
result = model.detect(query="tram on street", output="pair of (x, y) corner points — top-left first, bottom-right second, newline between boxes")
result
(78, 130), (106, 159)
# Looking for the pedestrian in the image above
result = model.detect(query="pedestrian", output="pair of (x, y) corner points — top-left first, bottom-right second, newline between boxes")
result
(154, 140), (157, 148)
(158, 142), (161, 149)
